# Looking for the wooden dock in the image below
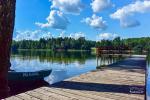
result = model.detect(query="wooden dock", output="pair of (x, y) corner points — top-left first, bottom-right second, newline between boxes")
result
(6, 57), (146, 100)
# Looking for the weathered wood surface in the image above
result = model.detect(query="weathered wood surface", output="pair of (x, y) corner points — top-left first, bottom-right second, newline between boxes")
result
(6, 57), (146, 100)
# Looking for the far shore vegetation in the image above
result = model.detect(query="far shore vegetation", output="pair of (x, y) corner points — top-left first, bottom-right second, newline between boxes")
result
(11, 37), (150, 53)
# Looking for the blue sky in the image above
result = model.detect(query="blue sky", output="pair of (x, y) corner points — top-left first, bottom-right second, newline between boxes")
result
(14, 0), (150, 41)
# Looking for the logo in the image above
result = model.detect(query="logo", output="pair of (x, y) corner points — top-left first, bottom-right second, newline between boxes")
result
(130, 87), (144, 94)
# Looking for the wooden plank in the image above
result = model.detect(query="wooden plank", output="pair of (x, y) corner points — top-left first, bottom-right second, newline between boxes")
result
(70, 75), (144, 85)
(16, 92), (41, 100)
(33, 88), (71, 100)
(50, 82), (144, 100)
(25, 91), (58, 100)
(5, 96), (22, 100)
(59, 88), (144, 100)
(70, 86), (143, 100)
(41, 87), (95, 100)
(40, 87), (114, 100)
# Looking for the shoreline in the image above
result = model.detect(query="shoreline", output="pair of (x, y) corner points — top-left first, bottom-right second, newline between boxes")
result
(16, 49), (91, 52)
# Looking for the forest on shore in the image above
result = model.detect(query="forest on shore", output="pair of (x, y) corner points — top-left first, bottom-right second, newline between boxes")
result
(11, 37), (150, 52)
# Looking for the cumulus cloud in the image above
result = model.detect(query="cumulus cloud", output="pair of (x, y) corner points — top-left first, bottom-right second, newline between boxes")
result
(82, 14), (107, 30)
(91, 0), (113, 13)
(69, 32), (85, 40)
(98, 33), (118, 40)
(110, 0), (150, 28)
(42, 32), (53, 39)
(13, 30), (53, 41)
(58, 31), (66, 38)
(35, 10), (69, 30)
(50, 0), (84, 14)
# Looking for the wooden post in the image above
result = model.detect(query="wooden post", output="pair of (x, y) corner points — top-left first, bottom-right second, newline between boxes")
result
(0, 0), (16, 98)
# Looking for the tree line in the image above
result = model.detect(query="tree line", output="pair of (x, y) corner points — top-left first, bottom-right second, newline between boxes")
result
(96, 37), (150, 52)
(11, 37), (150, 52)
(11, 37), (96, 51)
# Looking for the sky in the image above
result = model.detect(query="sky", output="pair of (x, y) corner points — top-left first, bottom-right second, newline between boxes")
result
(13, 0), (150, 41)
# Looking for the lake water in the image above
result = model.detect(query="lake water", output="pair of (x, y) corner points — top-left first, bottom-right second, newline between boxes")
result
(147, 54), (150, 100)
(10, 50), (125, 84)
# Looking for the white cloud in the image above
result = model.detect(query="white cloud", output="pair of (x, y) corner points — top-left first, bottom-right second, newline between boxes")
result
(98, 33), (118, 40)
(110, 0), (150, 28)
(14, 30), (86, 41)
(42, 32), (53, 39)
(14, 30), (53, 41)
(82, 14), (107, 30)
(91, 0), (113, 13)
(69, 32), (85, 40)
(35, 10), (69, 30)
(50, 0), (84, 14)
(58, 31), (65, 38)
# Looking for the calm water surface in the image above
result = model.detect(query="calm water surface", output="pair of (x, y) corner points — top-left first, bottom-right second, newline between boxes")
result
(10, 50), (124, 84)
(147, 54), (150, 100)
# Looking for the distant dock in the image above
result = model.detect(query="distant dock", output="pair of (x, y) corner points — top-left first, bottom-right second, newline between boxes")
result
(6, 56), (146, 100)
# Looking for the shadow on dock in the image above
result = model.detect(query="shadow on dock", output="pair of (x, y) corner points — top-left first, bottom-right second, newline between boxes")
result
(50, 81), (145, 95)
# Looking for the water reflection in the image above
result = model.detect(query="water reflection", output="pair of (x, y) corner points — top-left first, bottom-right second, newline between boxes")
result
(147, 54), (150, 100)
(96, 55), (125, 68)
(11, 50), (94, 64)
(11, 50), (97, 84)
(45, 69), (68, 84)
(10, 50), (126, 84)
